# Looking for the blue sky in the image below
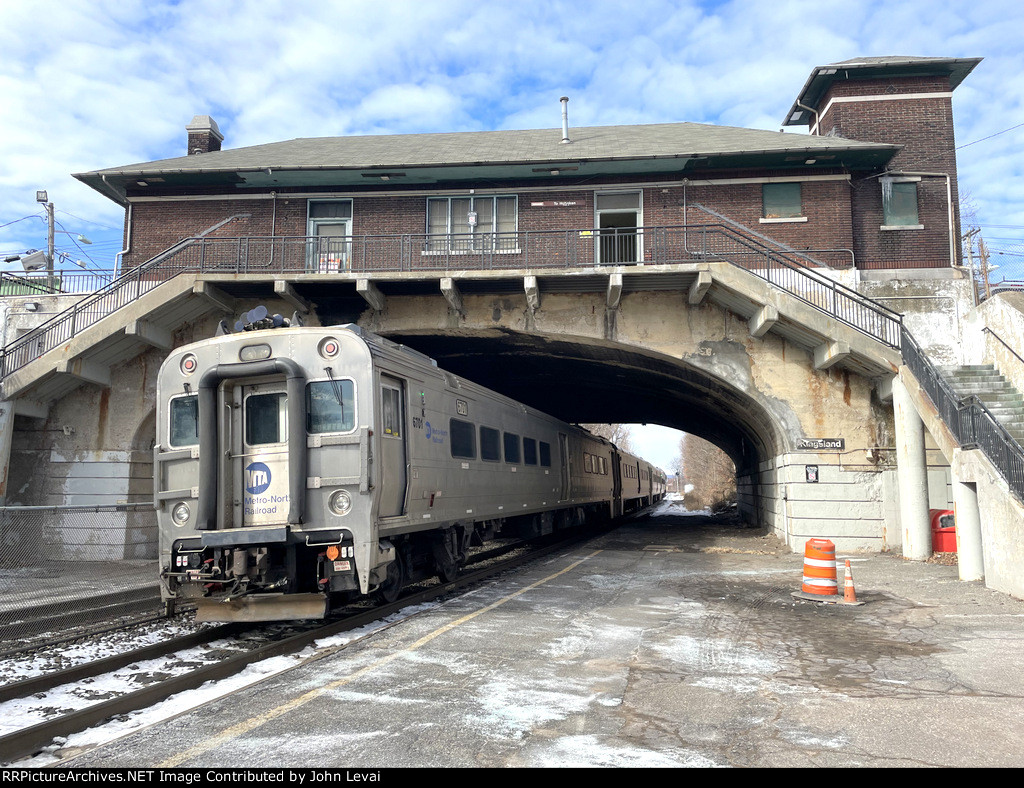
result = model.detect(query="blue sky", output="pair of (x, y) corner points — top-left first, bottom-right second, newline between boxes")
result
(2, 0), (1022, 468)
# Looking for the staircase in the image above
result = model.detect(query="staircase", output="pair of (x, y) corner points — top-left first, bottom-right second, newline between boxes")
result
(941, 364), (1024, 448)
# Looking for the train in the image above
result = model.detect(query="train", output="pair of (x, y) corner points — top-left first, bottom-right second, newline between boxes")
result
(155, 308), (666, 622)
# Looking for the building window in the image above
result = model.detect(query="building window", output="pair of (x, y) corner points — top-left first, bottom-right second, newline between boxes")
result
(881, 178), (921, 228)
(762, 183), (802, 219)
(426, 196), (517, 252)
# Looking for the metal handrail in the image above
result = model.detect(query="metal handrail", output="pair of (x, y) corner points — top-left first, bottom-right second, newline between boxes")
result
(0, 224), (906, 381)
(902, 324), (1024, 502)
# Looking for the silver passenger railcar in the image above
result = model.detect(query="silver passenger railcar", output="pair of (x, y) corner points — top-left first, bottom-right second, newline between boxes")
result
(155, 315), (663, 622)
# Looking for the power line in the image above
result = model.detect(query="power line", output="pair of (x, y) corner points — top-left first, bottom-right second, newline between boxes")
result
(957, 122), (1024, 151)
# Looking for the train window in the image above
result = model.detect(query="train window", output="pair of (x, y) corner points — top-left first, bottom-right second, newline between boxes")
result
(598, 456), (606, 475)
(169, 396), (199, 447)
(381, 387), (401, 437)
(306, 380), (355, 434)
(539, 441), (551, 467)
(246, 392), (287, 445)
(584, 453), (593, 473)
(480, 426), (501, 461)
(523, 437), (537, 465)
(503, 432), (520, 464)
(450, 419), (476, 459)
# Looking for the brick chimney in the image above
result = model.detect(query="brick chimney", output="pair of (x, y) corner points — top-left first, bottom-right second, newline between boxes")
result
(186, 115), (224, 155)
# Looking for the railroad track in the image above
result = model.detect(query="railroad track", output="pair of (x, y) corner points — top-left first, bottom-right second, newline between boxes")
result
(0, 528), (596, 765)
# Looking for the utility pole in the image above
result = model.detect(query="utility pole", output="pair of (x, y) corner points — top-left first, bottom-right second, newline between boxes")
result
(36, 190), (55, 290)
(46, 200), (55, 290)
(979, 236), (992, 301)
(963, 227), (980, 306)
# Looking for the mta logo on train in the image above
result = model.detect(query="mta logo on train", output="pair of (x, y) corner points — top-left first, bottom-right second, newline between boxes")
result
(246, 462), (272, 495)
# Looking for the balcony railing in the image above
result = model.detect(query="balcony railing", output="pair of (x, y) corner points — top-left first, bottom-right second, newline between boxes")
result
(0, 224), (903, 382)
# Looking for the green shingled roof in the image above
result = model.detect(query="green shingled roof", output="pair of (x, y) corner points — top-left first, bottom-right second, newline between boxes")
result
(75, 120), (900, 203)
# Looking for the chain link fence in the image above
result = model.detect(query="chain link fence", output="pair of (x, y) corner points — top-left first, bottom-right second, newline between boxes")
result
(0, 504), (162, 644)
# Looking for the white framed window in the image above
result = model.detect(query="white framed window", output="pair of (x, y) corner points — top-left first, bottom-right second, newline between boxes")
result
(307, 199), (353, 271)
(881, 177), (922, 229)
(426, 195), (518, 252)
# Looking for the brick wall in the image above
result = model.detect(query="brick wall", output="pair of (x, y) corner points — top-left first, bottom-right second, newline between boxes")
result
(124, 178), (867, 273)
(817, 76), (963, 269)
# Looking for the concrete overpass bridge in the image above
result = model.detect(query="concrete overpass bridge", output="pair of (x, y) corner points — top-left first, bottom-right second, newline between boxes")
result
(2, 227), (1022, 598)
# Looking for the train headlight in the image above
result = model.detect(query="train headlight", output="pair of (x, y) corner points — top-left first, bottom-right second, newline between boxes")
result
(328, 489), (352, 516)
(171, 501), (191, 526)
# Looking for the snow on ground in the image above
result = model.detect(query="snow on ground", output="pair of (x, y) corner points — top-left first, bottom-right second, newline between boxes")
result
(3, 604), (440, 767)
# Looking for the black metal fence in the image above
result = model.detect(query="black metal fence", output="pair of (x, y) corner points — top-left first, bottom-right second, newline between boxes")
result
(0, 504), (159, 643)
(901, 326), (1024, 502)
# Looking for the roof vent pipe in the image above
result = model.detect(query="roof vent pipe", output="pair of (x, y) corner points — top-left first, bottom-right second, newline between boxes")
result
(560, 97), (570, 144)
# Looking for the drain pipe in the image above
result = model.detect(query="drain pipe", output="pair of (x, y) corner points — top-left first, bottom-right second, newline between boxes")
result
(103, 174), (131, 278)
(796, 101), (820, 135)
(560, 97), (570, 144)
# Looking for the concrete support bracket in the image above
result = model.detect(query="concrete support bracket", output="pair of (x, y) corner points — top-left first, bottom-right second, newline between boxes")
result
(274, 280), (311, 313)
(12, 398), (49, 420)
(525, 276), (541, 311)
(606, 273), (623, 309)
(125, 319), (173, 351)
(688, 271), (712, 304)
(749, 304), (779, 338)
(813, 340), (851, 371)
(193, 282), (237, 315)
(440, 278), (463, 315)
(358, 279), (386, 312)
(57, 358), (111, 388)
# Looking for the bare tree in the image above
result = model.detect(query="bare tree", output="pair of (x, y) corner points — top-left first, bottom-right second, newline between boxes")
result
(678, 433), (736, 512)
(579, 423), (634, 453)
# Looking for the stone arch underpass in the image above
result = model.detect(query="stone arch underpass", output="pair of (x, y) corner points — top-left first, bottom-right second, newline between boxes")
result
(356, 283), (898, 553)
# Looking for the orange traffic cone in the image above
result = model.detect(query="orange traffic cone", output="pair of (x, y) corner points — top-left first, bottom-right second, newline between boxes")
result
(843, 560), (857, 603)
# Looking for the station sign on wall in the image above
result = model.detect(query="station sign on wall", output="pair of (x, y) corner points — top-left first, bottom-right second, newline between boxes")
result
(797, 438), (845, 451)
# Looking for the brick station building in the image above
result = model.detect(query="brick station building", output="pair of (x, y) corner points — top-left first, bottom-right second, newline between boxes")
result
(76, 55), (981, 279)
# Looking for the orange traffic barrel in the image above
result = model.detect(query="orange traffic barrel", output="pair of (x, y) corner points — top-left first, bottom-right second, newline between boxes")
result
(801, 538), (838, 596)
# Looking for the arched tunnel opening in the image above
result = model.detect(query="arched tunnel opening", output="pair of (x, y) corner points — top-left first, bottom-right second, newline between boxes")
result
(378, 327), (784, 527)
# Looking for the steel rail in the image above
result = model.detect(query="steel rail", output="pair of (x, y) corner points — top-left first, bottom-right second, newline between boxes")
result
(0, 529), (593, 764)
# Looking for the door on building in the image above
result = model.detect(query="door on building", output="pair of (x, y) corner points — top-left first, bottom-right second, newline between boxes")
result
(378, 376), (408, 518)
(595, 191), (642, 265)
(307, 199), (352, 272)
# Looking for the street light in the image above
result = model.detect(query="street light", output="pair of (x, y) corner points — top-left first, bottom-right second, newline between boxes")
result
(32, 190), (91, 284)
